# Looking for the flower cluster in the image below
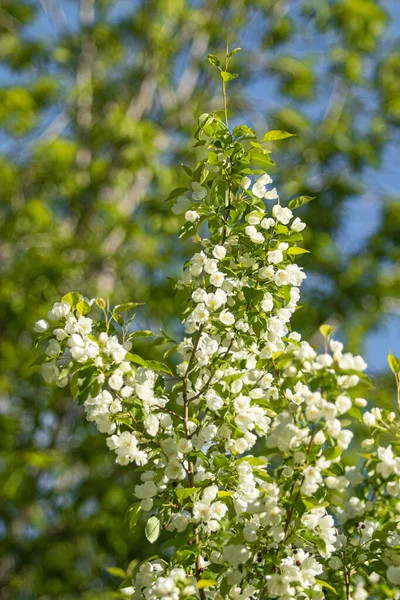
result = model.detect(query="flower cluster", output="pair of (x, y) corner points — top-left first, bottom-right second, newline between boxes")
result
(34, 98), (400, 599)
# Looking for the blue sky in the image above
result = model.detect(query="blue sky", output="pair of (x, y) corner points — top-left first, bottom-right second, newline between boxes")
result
(6, 0), (400, 371)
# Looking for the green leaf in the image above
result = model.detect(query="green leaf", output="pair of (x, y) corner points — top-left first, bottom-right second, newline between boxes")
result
(233, 125), (256, 139)
(164, 343), (179, 360)
(179, 220), (202, 242)
(250, 151), (276, 167)
(228, 47), (241, 59)
(319, 324), (336, 338)
(146, 360), (173, 375)
(217, 490), (233, 498)
(165, 187), (188, 203)
(30, 353), (47, 367)
(130, 330), (155, 338)
(174, 288), (191, 315)
(288, 195), (315, 210)
(145, 516), (160, 544)
(213, 454), (229, 469)
(220, 577), (232, 596)
(349, 407), (362, 422)
(303, 498), (329, 511)
(323, 446), (342, 460)
(112, 311), (124, 326)
(125, 353), (148, 367)
(287, 247), (310, 255)
(114, 302), (144, 312)
(176, 487), (199, 503)
(96, 297), (106, 310)
(220, 71), (238, 83)
(76, 300), (91, 315)
(388, 352), (400, 376)
(253, 468), (271, 482)
(208, 54), (220, 67)
(61, 291), (82, 308)
(263, 130), (295, 142)
(249, 141), (272, 153)
(197, 579), (217, 589)
(106, 567), (126, 578)
(315, 580), (337, 595)
(237, 456), (267, 466)
(129, 503), (142, 529)
(181, 164), (192, 177)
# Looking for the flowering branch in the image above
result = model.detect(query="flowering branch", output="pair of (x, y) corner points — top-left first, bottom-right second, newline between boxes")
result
(32, 50), (400, 600)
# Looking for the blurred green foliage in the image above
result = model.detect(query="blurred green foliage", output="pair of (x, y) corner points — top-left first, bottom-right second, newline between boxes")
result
(0, 0), (399, 598)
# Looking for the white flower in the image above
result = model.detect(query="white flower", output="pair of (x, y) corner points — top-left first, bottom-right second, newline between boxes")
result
(268, 249), (283, 264)
(42, 361), (59, 383)
(363, 411), (376, 427)
(144, 414), (159, 437)
(185, 210), (200, 222)
(387, 566), (400, 585)
(165, 461), (186, 480)
(210, 271), (225, 287)
(338, 352), (367, 372)
(76, 316), (92, 335)
(192, 303), (209, 324)
(48, 301), (71, 321)
(291, 217), (306, 232)
(261, 292), (274, 312)
(353, 397), (367, 408)
(245, 225), (264, 244)
(264, 187), (278, 200)
(219, 310), (235, 326)
(241, 176), (251, 189)
(259, 266), (275, 280)
(109, 371), (124, 390)
(267, 574), (292, 598)
(170, 514), (190, 532)
(313, 430), (326, 445)
(286, 264), (306, 286)
(272, 204), (293, 224)
(110, 431), (145, 466)
(252, 174), (272, 198)
(210, 501), (228, 520)
(260, 217), (275, 229)
(46, 339), (61, 357)
(54, 328), (68, 341)
(376, 446), (400, 479)
(335, 394), (352, 415)
(191, 181), (207, 200)
(34, 319), (49, 333)
(387, 480), (399, 496)
(246, 211), (264, 225)
(274, 269), (290, 286)
(206, 390), (224, 411)
(141, 498), (153, 511)
(222, 545), (251, 566)
(212, 245), (226, 259)
(172, 195), (190, 215)
(176, 438), (192, 453)
(134, 480), (158, 499)
(204, 258), (218, 274)
(337, 429), (353, 449)
(206, 290), (227, 310)
(192, 288), (207, 303)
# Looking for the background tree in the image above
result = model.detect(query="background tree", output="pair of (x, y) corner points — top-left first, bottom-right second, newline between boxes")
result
(0, 1), (399, 598)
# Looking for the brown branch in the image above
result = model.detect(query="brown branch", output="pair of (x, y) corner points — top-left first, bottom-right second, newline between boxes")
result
(153, 404), (184, 422)
(345, 568), (351, 600)
(183, 324), (204, 385)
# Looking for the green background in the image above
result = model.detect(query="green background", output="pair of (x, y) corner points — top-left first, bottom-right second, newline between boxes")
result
(0, 1), (399, 598)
